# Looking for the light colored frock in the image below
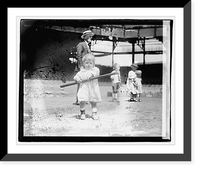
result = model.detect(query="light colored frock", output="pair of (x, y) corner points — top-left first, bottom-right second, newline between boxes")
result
(74, 67), (102, 103)
(126, 70), (137, 94)
(110, 70), (121, 93)
(110, 70), (121, 84)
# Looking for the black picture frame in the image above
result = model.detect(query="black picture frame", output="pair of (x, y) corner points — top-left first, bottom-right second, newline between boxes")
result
(2, 2), (191, 161)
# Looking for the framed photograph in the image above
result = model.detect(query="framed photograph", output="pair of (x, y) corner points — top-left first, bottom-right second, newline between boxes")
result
(3, 2), (191, 161)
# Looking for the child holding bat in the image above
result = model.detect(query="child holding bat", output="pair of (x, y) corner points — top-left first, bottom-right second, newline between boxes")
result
(74, 30), (94, 105)
(73, 53), (102, 120)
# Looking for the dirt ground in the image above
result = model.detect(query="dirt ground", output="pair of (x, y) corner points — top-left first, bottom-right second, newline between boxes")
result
(23, 79), (162, 137)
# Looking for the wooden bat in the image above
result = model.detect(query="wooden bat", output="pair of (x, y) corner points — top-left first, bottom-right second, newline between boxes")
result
(60, 72), (118, 88)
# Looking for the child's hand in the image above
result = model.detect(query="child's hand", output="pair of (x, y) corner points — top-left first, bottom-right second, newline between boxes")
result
(75, 77), (82, 83)
(88, 72), (95, 80)
(129, 78), (134, 83)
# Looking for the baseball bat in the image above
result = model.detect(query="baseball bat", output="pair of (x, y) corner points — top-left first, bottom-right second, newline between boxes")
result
(60, 72), (118, 88)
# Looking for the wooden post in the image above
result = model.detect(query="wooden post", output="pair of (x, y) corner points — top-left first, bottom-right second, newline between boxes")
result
(143, 37), (146, 65)
(111, 38), (117, 67)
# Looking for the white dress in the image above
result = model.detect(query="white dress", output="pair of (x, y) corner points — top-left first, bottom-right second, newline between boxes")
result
(74, 67), (102, 103)
(110, 70), (121, 85)
(126, 70), (137, 94)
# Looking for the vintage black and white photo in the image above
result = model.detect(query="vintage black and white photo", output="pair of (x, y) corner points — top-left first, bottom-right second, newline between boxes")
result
(20, 19), (172, 141)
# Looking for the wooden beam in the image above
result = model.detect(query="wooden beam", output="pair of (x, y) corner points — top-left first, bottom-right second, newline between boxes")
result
(92, 50), (163, 56)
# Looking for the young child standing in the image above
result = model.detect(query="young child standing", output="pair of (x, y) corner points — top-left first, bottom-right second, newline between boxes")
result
(73, 53), (101, 120)
(126, 63), (138, 102)
(110, 63), (121, 102)
(135, 70), (143, 102)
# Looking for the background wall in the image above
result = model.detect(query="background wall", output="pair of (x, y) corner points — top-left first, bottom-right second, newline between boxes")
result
(21, 27), (162, 85)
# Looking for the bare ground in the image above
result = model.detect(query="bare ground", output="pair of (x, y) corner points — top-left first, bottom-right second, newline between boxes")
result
(24, 79), (162, 137)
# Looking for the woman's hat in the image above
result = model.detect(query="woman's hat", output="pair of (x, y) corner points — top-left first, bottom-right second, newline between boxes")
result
(130, 63), (138, 68)
(81, 30), (94, 39)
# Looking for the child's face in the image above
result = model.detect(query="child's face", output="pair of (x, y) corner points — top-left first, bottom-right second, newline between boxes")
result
(114, 66), (119, 71)
(84, 60), (94, 70)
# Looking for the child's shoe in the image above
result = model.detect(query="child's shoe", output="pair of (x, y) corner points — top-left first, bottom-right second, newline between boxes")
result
(112, 98), (116, 102)
(130, 98), (137, 102)
(92, 112), (99, 120)
(80, 110), (86, 120)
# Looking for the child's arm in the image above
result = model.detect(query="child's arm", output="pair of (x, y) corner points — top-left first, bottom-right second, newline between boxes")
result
(74, 72), (82, 83)
(88, 67), (100, 79)
(133, 79), (138, 87)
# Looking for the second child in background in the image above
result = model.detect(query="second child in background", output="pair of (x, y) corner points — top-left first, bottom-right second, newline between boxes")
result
(110, 63), (121, 102)
(135, 70), (143, 102)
